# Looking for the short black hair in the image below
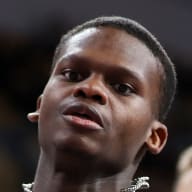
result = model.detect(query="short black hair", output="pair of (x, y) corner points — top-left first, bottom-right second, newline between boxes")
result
(52, 16), (177, 122)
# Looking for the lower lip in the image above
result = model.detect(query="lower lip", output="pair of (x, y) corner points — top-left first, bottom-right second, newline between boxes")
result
(63, 115), (103, 131)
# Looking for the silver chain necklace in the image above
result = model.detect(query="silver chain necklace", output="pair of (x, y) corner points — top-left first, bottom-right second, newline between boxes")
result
(22, 182), (34, 192)
(120, 177), (150, 192)
(22, 176), (149, 192)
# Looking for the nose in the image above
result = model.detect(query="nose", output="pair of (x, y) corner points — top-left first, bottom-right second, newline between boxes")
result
(73, 75), (108, 105)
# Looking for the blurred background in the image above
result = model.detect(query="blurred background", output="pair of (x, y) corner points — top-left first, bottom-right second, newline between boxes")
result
(1, 0), (192, 191)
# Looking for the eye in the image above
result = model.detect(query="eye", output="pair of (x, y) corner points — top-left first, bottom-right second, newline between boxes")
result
(62, 69), (84, 82)
(111, 83), (135, 96)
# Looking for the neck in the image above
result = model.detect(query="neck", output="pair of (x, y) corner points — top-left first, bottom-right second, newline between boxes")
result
(32, 155), (137, 192)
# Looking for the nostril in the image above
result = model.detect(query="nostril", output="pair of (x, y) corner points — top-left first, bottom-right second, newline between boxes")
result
(74, 90), (86, 98)
(92, 95), (103, 104)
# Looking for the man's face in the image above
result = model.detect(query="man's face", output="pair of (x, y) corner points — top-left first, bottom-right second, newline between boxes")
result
(37, 27), (164, 175)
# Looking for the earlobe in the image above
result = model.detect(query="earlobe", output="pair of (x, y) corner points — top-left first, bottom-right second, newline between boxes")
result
(145, 121), (168, 154)
(27, 95), (43, 123)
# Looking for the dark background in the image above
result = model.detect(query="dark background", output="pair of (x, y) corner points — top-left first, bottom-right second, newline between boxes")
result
(0, 1), (192, 192)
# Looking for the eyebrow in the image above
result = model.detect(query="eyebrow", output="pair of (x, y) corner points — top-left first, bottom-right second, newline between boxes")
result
(56, 53), (144, 85)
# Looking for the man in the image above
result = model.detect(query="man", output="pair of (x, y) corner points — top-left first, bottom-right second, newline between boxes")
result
(23, 16), (176, 192)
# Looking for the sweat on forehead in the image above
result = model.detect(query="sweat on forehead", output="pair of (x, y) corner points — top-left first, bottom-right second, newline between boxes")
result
(51, 16), (176, 122)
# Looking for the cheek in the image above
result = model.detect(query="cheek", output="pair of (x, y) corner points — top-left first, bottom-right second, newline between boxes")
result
(111, 99), (152, 151)
(37, 81), (66, 147)
(39, 78), (72, 116)
(39, 84), (60, 123)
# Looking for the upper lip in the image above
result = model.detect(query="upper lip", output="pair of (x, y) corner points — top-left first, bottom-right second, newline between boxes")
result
(62, 103), (104, 128)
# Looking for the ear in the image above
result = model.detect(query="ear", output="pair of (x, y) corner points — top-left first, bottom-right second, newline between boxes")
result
(27, 95), (43, 123)
(145, 120), (168, 154)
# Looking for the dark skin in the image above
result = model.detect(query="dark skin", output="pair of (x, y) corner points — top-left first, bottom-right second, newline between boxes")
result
(28, 27), (168, 192)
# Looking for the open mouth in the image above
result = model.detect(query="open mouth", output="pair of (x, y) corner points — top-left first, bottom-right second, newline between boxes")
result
(71, 112), (92, 120)
(62, 103), (103, 130)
